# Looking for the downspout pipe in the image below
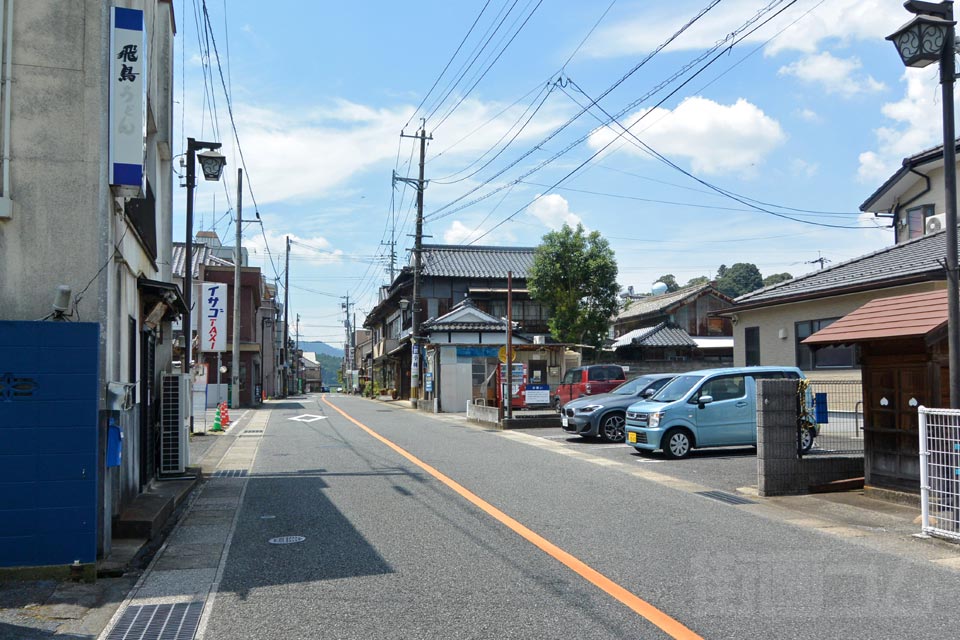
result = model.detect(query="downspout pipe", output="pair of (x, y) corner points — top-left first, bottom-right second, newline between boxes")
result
(1, 0), (12, 211)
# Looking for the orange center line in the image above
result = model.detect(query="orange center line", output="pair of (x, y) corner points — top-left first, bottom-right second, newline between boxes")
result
(322, 398), (704, 640)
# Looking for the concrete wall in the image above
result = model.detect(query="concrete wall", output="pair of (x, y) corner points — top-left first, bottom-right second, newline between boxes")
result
(756, 379), (864, 496)
(732, 281), (942, 382)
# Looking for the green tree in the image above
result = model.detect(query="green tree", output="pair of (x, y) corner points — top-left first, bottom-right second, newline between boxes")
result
(529, 224), (620, 351)
(716, 264), (728, 279)
(762, 272), (793, 287)
(654, 274), (680, 292)
(716, 262), (763, 298)
(685, 276), (710, 287)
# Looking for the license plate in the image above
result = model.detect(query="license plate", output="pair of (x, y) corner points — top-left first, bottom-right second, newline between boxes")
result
(561, 417), (568, 427)
(628, 432), (637, 443)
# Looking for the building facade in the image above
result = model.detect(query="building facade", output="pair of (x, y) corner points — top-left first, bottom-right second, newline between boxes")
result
(0, 1), (178, 558)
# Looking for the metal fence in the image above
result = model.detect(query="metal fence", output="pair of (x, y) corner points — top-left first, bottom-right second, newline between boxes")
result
(799, 380), (864, 457)
(919, 407), (960, 542)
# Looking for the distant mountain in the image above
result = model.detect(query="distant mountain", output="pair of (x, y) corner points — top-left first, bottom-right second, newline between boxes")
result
(299, 341), (343, 358)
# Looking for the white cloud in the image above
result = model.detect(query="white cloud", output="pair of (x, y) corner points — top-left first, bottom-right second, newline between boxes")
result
(585, 0), (903, 58)
(245, 229), (344, 268)
(791, 158), (819, 178)
(857, 68), (951, 182)
(797, 108), (820, 123)
(778, 52), (884, 96)
(588, 96), (785, 175)
(440, 218), (519, 245)
(526, 194), (582, 229)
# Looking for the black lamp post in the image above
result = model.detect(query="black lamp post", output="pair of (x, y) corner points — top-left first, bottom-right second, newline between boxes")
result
(888, 1), (959, 408)
(183, 138), (225, 395)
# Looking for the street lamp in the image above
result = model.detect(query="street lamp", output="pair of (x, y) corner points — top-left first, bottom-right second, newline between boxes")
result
(888, 0), (960, 407)
(183, 138), (226, 414)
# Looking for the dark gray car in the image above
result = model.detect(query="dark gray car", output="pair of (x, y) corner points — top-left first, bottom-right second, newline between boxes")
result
(560, 374), (675, 442)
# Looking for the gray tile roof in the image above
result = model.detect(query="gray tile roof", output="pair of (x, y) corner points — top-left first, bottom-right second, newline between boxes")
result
(172, 243), (234, 278)
(617, 283), (726, 321)
(613, 322), (697, 348)
(733, 228), (950, 308)
(418, 244), (536, 278)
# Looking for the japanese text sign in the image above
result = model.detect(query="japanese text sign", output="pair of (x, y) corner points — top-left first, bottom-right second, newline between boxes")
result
(109, 7), (145, 195)
(201, 282), (227, 352)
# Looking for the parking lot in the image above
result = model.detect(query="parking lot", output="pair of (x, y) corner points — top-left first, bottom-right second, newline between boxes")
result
(511, 426), (760, 494)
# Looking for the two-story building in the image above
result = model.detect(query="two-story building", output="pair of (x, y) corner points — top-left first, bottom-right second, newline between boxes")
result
(364, 244), (549, 403)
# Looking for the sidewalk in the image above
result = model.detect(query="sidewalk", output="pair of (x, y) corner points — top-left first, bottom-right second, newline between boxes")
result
(0, 405), (252, 640)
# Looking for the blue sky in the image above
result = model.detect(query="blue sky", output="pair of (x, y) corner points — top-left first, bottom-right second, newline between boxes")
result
(173, 0), (940, 347)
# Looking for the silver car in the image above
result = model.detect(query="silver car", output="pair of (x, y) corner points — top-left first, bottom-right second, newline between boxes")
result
(560, 374), (675, 442)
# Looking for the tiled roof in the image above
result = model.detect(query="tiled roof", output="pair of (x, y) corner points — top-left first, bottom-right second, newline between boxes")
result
(612, 323), (697, 349)
(422, 298), (509, 333)
(803, 290), (947, 345)
(418, 244), (536, 278)
(618, 283), (726, 321)
(172, 243), (234, 278)
(732, 228), (951, 309)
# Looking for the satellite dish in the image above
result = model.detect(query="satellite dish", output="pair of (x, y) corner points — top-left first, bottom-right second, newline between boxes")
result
(651, 282), (669, 296)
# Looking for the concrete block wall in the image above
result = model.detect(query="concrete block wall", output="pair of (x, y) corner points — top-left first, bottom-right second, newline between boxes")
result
(757, 379), (864, 496)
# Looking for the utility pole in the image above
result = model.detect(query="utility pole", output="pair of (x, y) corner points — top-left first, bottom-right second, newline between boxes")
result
(283, 236), (290, 397)
(506, 271), (514, 420)
(231, 169), (242, 409)
(296, 313), (301, 395)
(397, 121), (431, 408)
(341, 294), (352, 391)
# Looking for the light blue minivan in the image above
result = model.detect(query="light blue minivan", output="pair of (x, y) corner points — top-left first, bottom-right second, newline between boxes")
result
(624, 366), (811, 459)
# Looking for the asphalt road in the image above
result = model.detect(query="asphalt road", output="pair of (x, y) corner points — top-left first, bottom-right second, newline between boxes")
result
(201, 395), (960, 639)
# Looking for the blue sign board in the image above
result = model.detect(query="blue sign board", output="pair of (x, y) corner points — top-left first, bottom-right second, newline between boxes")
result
(456, 346), (499, 359)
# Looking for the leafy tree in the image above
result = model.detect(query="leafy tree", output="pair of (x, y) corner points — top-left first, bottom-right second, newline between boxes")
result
(529, 224), (620, 351)
(654, 274), (680, 292)
(716, 264), (728, 279)
(762, 272), (793, 287)
(716, 262), (763, 298)
(685, 276), (710, 287)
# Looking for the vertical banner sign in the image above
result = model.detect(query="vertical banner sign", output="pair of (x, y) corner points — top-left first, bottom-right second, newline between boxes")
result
(411, 344), (420, 385)
(109, 7), (145, 195)
(202, 283), (227, 352)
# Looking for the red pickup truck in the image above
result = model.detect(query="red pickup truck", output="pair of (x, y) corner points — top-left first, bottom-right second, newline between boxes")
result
(553, 365), (626, 410)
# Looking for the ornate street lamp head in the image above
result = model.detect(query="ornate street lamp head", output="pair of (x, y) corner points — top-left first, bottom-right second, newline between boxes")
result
(887, 13), (955, 68)
(197, 148), (227, 181)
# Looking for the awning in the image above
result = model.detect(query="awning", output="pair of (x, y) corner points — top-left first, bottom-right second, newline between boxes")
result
(803, 289), (947, 346)
(137, 276), (188, 316)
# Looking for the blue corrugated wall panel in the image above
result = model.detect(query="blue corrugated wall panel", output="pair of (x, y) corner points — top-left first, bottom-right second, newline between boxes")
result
(0, 321), (99, 567)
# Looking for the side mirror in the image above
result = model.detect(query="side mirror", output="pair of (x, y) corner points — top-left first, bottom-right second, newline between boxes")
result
(641, 389), (656, 399)
(698, 395), (714, 407)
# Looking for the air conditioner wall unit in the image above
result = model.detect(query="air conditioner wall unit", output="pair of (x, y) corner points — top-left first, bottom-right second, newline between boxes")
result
(926, 212), (947, 235)
(160, 373), (192, 475)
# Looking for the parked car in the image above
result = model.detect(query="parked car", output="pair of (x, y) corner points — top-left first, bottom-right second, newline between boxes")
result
(624, 366), (817, 459)
(553, 365), (626, 410)
(561, 374), (675, 442)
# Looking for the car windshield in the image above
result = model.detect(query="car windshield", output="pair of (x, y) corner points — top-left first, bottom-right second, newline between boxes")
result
(650, 375), (702, 402)
(610, 376), (654, 395)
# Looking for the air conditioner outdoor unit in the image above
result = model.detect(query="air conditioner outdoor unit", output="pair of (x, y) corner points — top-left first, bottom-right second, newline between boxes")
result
(926, 213), (947, 235)
(160, 373), (192, 475)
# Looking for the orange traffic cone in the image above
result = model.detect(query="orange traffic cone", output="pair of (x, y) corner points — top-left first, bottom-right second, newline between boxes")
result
(221, 403), (230, 428)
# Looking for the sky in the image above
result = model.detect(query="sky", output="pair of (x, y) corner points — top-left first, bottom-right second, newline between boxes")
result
(172, 0), (944, 348)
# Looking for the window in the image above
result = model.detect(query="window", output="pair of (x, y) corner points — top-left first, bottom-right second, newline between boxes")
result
(906, 204), (935, 240)
(697, 375), (745, 402)
(562, 368), (581, 384)
(744, 327), (760, 366)
(795, 319), (857, 369)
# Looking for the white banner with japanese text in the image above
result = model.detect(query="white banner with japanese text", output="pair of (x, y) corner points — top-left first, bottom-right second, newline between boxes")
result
(201, 282), (227, 353)
(109, 6), (145, 195)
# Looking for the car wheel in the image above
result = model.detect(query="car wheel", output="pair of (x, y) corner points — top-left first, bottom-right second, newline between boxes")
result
(553, 397), (561, 413)
(799, 425), (815, 453)
(662, 428), (692, 459)
(598, 413), (626, 443)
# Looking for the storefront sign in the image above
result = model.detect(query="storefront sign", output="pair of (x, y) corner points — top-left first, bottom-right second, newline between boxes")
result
(411, 344), (420, 385)
(109, 7), (145, 195)
(201, 282), (227, 352)
(525, 384), (550, 405)
(424, 372), (433, 393)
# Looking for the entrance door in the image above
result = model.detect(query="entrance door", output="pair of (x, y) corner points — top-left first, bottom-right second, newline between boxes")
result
(865, 364), (927, 492)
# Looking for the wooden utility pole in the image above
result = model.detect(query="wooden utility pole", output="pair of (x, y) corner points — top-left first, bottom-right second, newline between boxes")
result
(506, 271), (514, 420)
(231, 169), (242, 409)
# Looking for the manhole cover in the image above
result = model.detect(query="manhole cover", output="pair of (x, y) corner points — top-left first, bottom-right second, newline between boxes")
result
(269, 535), (306, 545)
